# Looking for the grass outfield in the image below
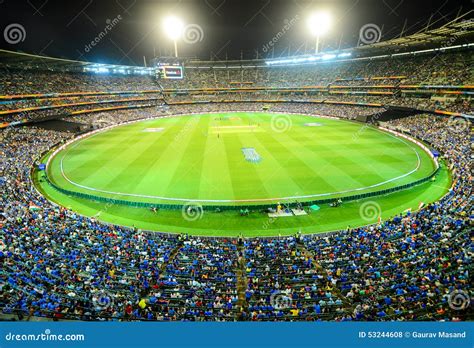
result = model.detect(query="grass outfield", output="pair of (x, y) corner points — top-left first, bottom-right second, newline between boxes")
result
(46, 112), (436, 205)
(35, 112), (451, 237)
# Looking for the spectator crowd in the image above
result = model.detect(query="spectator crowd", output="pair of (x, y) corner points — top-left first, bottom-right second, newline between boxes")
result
(0, 49), (472, 321)
(1, 104), (471, 321)
(0, 49), (471, 124)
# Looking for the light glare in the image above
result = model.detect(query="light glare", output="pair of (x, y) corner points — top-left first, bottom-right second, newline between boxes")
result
(163, 16), (184, 40)
(307, 12), (331, 36)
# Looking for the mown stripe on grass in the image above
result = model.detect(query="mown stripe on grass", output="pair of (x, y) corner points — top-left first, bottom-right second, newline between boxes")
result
(199, 125), (236, 200)
(238, 130), (304, 199)
(55, 123), (144, 186)
(262, 114), (373, 193)
(163, 115), (212, 199)
(100, 123), (186, 194)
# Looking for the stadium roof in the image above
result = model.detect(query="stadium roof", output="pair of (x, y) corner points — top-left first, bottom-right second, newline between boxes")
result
(0, 49), (88, 70)
(0, 50), (154, 74)
(356, 11), (474, 52)
(186, 11), (474, 66)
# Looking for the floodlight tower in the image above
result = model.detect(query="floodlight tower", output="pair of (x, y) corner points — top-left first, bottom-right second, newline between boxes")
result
(307, 12), (331, 54)
(163, 16), (184, 58)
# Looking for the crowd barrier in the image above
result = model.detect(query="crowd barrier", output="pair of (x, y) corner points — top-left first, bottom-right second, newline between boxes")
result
(42, 167), (440, 211)
(0, 96), (164, 116)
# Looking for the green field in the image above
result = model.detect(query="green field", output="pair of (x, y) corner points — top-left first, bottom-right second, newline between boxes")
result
(36, 112), (451, 237)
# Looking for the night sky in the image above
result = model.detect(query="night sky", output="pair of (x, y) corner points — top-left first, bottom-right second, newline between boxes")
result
(0, 0), (472, 65)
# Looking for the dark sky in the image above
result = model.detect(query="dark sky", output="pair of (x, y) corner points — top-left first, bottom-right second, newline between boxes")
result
(0, 0), (472, 65)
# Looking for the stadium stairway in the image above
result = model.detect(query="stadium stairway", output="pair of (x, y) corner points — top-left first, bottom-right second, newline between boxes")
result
(296, 243), (353, 310)
(159, 243), (183, 275)
(235, 242), (248, 315)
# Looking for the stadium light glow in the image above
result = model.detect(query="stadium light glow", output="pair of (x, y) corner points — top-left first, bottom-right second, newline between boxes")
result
(337, 52), (351, 58)
(163, 16), (184, 40)
(307, 11), (331, 36)
(307, 11), (331, 54)
(265, 51), (350, 66)
(321, 54), (336, 60)
(163, 16), (184, 57)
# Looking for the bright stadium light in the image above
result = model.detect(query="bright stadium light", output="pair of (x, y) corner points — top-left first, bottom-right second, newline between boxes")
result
(307, 11), (331, 54)
(163, 16), (184, 57)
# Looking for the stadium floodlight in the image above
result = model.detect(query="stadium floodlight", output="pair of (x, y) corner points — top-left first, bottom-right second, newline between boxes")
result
(163, 16), (184, 57)
(307, 11), (331, 54)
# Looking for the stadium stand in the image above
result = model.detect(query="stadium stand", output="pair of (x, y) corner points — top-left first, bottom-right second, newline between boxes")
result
(0, 48), (472, 126)
(0, 36), (472, 321)
(1, 107), (471, 321)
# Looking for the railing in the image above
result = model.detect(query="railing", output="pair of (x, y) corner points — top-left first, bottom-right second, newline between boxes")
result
(42, 158), (440, 212)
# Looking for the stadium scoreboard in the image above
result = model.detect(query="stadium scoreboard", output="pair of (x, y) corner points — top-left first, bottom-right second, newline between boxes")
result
(156, 65), (184, 79)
